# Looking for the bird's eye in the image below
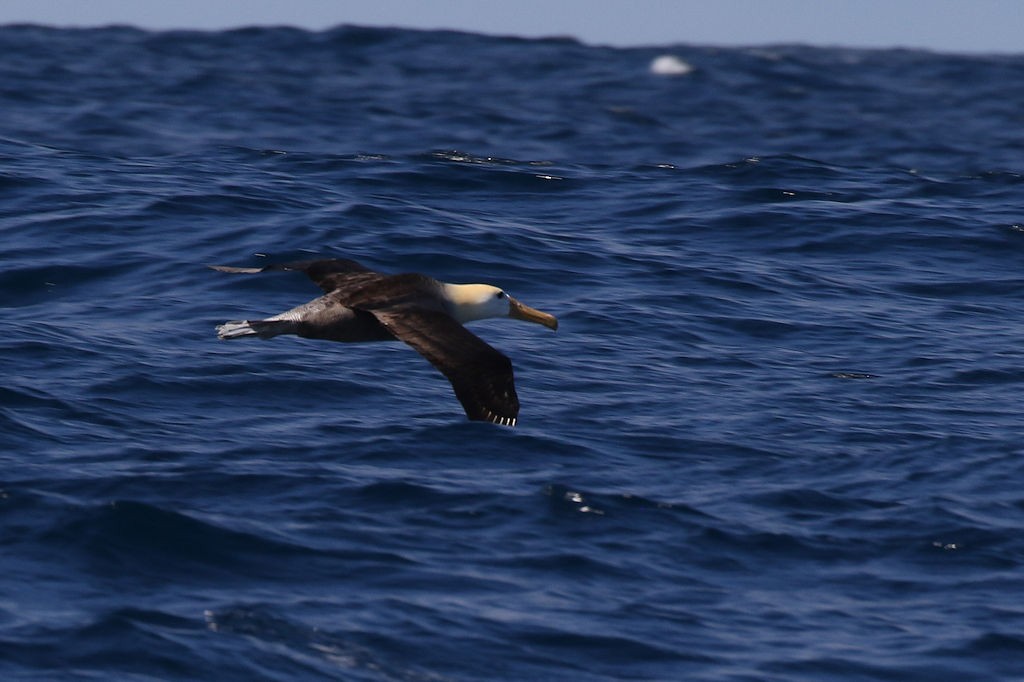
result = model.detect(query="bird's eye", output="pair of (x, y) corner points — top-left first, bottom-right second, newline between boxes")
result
(496, 291), (506, 299)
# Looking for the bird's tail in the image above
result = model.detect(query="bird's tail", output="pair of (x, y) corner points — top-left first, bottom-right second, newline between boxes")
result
(216, 319), (298, 340)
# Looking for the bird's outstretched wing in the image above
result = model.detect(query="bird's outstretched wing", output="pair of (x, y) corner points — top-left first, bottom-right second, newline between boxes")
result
(209, 258), (380, 293)
(372, 309), (520, 426)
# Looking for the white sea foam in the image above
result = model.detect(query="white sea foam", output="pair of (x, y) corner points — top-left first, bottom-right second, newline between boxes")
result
(649, 54), (694, 76)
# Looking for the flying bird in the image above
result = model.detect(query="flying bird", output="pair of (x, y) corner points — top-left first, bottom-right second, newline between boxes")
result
(211, 258), (557, 426)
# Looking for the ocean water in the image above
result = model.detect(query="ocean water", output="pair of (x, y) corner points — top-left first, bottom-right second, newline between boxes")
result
(3, 23), (1024, 681)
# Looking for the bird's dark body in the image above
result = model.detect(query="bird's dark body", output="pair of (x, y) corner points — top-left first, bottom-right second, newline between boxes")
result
(295, 305), (397, 343)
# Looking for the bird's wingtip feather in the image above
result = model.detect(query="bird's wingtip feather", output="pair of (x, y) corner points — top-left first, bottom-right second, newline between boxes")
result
(208, 264), (265, 274)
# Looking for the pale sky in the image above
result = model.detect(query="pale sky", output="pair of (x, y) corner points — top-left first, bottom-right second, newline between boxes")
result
(3, 0), (1022, 54)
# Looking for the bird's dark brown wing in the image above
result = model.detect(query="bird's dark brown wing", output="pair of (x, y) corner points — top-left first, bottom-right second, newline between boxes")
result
(372, 309), (520, 426)
(209, 258), (380, 293)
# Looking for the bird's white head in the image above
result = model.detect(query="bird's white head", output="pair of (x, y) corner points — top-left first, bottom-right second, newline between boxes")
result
(443, 283), (558, 330)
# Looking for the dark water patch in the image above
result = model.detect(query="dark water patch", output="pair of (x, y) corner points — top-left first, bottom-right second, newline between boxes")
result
(32, 499), (415, 587)
(747, 487), (898, 518)
(0, 607), (207, 680)
(951, 367), (1024, 386)
(201, 605), (432, 682)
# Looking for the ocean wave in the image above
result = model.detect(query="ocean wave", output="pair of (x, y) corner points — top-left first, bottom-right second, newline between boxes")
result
(4, 24), (1024, 682)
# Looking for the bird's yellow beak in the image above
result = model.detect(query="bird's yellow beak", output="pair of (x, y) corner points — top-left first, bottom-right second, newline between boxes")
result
(508, 296), (558, 330)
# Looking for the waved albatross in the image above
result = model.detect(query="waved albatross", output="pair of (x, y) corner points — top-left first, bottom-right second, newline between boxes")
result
(211, 258), (557, 426)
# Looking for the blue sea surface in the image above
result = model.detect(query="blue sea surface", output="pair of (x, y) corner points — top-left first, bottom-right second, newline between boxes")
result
(3, 24), (1024, 681)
